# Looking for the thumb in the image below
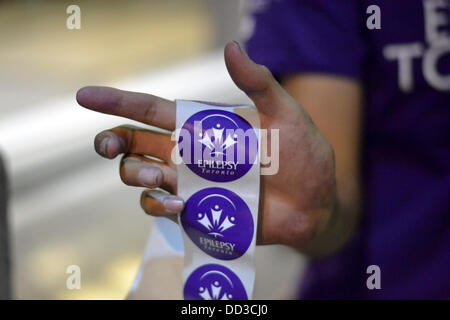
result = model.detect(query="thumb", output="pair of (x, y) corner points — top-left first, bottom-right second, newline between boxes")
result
(224, 41), (288, 116)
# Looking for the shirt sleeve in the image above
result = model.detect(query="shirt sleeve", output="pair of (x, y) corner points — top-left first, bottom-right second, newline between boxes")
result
(245, 0), (368, 81)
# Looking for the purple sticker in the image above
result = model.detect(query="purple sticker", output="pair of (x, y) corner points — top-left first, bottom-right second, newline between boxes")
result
(184, 264), (247, 300)
(180, 187), (253, 260)
(178, 109), (258, 182)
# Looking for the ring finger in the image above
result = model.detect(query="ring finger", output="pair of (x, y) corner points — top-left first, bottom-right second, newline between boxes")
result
(120, 154), (177, 194)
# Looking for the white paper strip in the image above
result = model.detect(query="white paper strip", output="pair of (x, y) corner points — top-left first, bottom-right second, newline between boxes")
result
(176, 100), (260, 300)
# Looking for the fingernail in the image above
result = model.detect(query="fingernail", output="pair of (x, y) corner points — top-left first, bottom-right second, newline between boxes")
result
(96, 131), (120, 157)
(232, 40), (242, 52)
(99, 137), (110, 155)
(122, 157), (141, 163)
(232, 40), (250, 60)
(146, 190), (165, 201)
(138, 167), (160, 187)
(163, 198), (184, 213)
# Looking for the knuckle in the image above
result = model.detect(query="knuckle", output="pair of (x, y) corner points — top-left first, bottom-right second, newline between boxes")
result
(129, 130), (138, 153)
(152, 168), (164, 187)
(260, 65), (275, 83)
(260, 65), (272, 77)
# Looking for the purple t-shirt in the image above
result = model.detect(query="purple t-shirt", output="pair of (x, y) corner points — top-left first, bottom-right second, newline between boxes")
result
(246, 0), (450, 299)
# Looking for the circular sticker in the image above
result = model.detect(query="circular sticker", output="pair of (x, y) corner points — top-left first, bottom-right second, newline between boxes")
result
(184, 264), (247, 300)
(180, 187), (254, 260)
(178, 109), (258, 182)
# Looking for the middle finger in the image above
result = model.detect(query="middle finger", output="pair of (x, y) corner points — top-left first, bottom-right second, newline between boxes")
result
(95, 125), (175, 163)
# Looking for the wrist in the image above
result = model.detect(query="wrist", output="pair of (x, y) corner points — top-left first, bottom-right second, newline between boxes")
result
(296, 195), (347, 258)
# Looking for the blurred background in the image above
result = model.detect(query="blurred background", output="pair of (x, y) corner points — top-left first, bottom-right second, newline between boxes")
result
(0, 0), (305, 299)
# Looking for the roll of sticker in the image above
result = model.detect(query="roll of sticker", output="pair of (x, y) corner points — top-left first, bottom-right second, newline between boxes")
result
(175, 100), (260, 300)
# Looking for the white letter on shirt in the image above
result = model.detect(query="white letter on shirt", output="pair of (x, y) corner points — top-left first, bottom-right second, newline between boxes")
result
(383, 43), (424, 92)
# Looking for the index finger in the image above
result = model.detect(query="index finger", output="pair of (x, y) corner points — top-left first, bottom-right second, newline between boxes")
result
(76, 86), (175, 131)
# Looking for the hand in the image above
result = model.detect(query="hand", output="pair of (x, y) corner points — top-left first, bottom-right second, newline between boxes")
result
(76, 42), (337, 253)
